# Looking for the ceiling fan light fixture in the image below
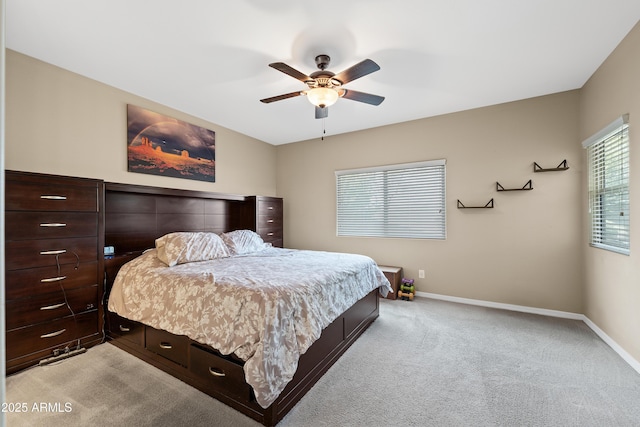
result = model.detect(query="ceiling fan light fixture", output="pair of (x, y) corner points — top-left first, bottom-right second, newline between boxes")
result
(306, 87), (339, 108)
(262, 55), (383, 118)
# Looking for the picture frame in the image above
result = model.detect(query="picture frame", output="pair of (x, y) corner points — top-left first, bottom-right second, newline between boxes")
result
(127, 104), (216, 182)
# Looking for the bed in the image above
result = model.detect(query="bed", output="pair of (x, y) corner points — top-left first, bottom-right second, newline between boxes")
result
(103, 183), (391, 426)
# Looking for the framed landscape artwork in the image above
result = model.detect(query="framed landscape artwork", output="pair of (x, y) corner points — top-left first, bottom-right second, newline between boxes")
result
(127, 104), (216, 182)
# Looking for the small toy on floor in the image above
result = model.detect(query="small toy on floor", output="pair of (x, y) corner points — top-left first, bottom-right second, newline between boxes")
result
(398, 278), (415, 301)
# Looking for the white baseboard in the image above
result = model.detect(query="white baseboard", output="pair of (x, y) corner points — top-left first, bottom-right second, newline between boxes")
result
(581, 316), (640, 374)
(416, 291), (640, 375)
(416, 291), (584, 320)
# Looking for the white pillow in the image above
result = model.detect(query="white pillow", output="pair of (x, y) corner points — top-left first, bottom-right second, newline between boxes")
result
(155, 232), (230, 267)
(221, 229), (271, 255)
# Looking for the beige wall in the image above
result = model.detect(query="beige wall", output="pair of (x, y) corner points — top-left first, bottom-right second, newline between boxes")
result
(277, 91), (584, 313)
(5, 49), (277, 197)
(580, 21), (640, 362)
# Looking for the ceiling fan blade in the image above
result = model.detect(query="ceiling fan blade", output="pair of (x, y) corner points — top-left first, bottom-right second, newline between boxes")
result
(268, 62), (312, 83)
(315, 106), (328, 119)
(260, 91), (304, 103)
(333, 59), (380, 84)
(341, 89), (385, 106)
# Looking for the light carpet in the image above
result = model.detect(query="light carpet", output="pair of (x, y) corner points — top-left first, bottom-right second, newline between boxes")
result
(6, 297), (640, 426)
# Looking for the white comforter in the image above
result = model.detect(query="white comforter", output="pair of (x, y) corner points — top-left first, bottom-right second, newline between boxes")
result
(108, 247), (391, 408)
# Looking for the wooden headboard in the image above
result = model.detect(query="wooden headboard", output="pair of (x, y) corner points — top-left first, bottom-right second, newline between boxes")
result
(104, 182), (247, 254)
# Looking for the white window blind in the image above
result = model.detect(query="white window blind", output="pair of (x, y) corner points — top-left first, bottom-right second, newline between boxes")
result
(336, 160), (446, 239)
(583, 114), (630, 255)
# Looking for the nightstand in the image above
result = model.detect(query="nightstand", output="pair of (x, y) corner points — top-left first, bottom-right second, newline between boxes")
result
(378, 265), (403, 300)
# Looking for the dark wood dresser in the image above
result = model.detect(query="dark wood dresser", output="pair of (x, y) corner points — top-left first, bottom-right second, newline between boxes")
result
(233, 196), (283, 248)
(5, 170), (105, 374)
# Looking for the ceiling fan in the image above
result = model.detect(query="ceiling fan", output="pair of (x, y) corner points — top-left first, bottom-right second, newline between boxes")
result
(260, 54), (384, 119)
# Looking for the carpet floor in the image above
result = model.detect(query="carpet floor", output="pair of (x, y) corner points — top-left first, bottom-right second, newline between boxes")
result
(6, 297), (640, 426)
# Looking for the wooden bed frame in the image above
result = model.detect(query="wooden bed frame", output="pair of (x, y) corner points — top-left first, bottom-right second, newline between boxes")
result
(103, 182), (380, 426)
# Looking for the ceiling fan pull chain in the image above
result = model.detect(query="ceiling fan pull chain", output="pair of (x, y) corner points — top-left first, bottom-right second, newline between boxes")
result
(321, 118), (326, 141)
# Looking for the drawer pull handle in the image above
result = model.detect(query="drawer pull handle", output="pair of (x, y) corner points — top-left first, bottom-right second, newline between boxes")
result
(40, 223), (67, 227)
(267, 232), (274, 236)
(267, 206), (274, 210)
(40, 249), (66, 256)
(119, 325), (130, 332)
(41, 329), (66, 338)
(208, 367), (226, 377)
(41, 276), (67, 283)
(267, 219), (274, 223)
(159, 342), (173, 350)
(40, 302), (66, 311)
(40, 195), (67, 200)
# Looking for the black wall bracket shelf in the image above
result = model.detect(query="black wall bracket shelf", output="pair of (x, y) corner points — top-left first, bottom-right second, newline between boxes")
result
(496, 179), (533, 192)
(457, 198), (494, 209)
(534, 159), (569, 172)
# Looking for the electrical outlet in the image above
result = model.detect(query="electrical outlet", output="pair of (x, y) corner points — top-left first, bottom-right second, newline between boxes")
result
(419, 269), (425, 279)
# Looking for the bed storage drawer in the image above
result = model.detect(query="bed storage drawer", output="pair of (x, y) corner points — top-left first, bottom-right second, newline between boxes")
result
(146, 327), (189, 367)
(294, 316), (343, 378)
(344, 290), (379, 337)
(190, 344), (251, 401)
(107, 312), (145, 346)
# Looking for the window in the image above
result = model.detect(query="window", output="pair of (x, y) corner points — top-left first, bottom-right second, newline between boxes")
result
(336, 160), (446, 239)
(583, 114), (630, 255)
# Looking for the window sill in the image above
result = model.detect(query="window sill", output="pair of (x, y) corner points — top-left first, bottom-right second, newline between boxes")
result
(589, 243), (630, 256)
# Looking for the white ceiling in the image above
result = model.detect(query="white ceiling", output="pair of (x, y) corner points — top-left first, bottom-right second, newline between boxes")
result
(6, 1), (640, 145)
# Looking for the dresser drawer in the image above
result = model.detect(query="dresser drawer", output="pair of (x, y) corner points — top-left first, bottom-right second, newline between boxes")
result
(6, 285), (98, 330)
(190, 344), (251, 401)
(6, 261), (98, 300)
(260, 231), (283, 248)
(6, 237), (98, 270)
(6, 311), (99, 361)
(257, 215), (283, 231)
(5, 212), (98, 241)
(258, 223), (282, 236)
(257, 198), (282, 216)
(146, 327), (190, 367)
(5, 178), (98, 212)
(107, 312), (145, 346)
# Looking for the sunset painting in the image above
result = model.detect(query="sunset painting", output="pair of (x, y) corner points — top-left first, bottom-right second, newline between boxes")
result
(127, 104), (216, 182)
